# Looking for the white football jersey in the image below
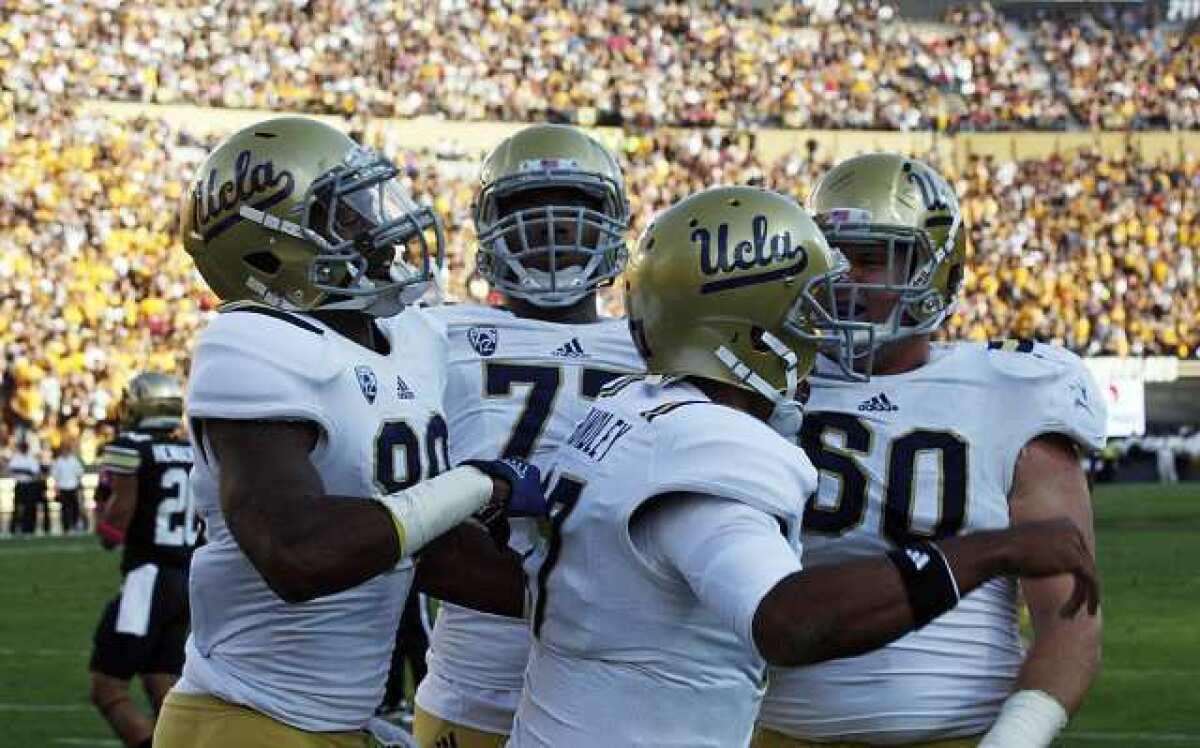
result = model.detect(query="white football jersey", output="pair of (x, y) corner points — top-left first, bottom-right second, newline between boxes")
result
(177, 304), (448, 732)
(509, 377), (817, 748)
(416, 304), (642, 733)
(759, 341), (1106, 744)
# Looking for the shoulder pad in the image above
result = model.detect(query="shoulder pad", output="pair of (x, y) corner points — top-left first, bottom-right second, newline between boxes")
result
(597, 373), (646, 400)
(983, 341), (1106, 450)
(421, 303), (513, 328)
(984, 339), (1083, 382)
(200, 303), (341, 383)
(649, 403), (814, 521)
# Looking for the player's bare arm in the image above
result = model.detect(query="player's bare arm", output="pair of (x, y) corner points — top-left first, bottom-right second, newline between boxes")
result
(206, 417), (404, 603)
(96, 473), (138, 549)
(975, 433), (1103, 745)
(1010, 434), (1101, 710)
(753, 514), (1099, 667)
(207, 416), (536, 608)
(415, 523), (526, 618)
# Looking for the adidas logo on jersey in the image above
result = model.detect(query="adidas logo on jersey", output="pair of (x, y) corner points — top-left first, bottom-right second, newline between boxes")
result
(552, 337), (589, 358)
(858, 393), (898, 412)
(906, 548), (930, 570)
(395, 376), (415, 400)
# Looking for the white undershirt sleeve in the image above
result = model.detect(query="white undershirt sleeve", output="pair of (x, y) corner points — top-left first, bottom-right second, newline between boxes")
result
(630, 493), (803, 654)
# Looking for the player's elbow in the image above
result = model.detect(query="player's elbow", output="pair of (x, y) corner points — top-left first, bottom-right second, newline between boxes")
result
(752, 576), (836, 667)
(256, 541), (323, 603)
(223, 495), (322, 603)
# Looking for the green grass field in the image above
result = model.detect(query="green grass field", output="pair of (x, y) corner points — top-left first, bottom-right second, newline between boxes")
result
(0, 483), (1197, 747)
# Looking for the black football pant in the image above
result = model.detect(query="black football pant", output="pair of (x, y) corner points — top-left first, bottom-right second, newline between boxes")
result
(59, 489), (81, 533)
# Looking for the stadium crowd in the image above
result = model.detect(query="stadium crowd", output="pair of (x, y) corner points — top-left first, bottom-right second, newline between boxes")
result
(1, 110), (1198, 464)
(1029, 5), (1200, 131)
(0, 1), (1194, 131)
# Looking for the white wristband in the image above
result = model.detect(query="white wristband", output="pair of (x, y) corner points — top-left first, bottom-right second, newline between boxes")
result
(979, 690), (1068, 748)
(375, 466), (493, 558)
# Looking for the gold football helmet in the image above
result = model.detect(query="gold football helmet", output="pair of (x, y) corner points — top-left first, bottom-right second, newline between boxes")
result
(808, 152), (966, 361)
(625, 186), (859, 434)
(118, 372), (183, 430)
(474, 124), (628, 307)
(182, 116), (444, 317)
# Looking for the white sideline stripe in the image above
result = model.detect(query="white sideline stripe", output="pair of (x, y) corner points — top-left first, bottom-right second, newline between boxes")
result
(1104, 667), (1200, 677)
(1065, 732), (1200, 743)
(0, 647), (88, 657)
(0, 702), (91, 712)
(0, 544), (96, 556)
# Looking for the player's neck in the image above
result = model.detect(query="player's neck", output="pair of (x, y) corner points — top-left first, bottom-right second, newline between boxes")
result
(309, 309), (389, 355)
(866, 337), (931, 376)
(688, 377), (773, 423)
(503, 295), (600, 324)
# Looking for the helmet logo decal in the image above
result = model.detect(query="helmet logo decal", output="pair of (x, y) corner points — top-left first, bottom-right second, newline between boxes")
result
(824, 207), (873, 225)
(518, 158), (580, 172)
(192, 149), (295, 242)
(905, 166), (952, 212)
(467, 325), (499, 357)
(694, 214), (808, 294)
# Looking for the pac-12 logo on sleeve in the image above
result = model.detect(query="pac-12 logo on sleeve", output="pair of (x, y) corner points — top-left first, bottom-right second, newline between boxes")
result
(355, 365), (378, 404)
(467, 326), (499, 357)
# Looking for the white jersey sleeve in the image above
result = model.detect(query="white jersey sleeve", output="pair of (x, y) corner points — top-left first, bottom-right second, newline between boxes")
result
(760, 340), (1105, 743)
(414, 303), (643, 734)
(645, 397), (818, 533)
(631, 494), (801, 652)
(187, 305), (343, 438)
(986, 342), (1107, 494)
(179, 304), (446, 733)
(510, 379), (814, 748)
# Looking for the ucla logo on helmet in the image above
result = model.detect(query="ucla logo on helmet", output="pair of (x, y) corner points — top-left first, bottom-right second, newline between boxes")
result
(467, 325), (499, 357)
(693, 214), (808, 294)
(192, 149), (295, 242)
(355, 365), (378, 404)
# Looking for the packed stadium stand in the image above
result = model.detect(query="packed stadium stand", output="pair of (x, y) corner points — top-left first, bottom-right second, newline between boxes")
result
(0, 0), (1198, 472)
(1, 1), (1196, 130)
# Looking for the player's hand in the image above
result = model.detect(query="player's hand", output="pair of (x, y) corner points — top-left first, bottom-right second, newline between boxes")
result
(462, 457), (548, 518)
(997, 518), (1100, 618)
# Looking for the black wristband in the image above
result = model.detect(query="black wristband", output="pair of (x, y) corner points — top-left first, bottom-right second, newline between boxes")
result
(886, 541), (961, 628)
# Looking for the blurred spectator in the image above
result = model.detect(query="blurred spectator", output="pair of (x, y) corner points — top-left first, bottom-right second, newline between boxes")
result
(6, 439), (43, 535)
(50, 441), (86, 533)
(1030, 5), (1200, 130)
(2, 1), (1193, 131)
(948, 148), (1200, 357)
(1, 109), (1197, 459)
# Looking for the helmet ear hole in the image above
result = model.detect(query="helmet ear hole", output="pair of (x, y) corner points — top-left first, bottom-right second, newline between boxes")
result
(947, 264), (964, 295)
(245, 251), (282, 275)
(750, 326), (769, 352)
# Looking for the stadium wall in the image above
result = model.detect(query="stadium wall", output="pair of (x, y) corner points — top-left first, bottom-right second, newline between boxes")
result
(80, 101), (1200, 166)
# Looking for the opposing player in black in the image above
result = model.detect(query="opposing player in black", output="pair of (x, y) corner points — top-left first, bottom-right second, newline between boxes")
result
(90, 372), (198, 748)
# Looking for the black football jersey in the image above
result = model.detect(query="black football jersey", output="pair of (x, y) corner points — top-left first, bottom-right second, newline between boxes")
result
(99, 429), (200, 573)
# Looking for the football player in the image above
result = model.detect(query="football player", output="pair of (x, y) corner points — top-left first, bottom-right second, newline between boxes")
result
(412, 125), (642, 748)
(153, 117), (542, 748)
(755, 153), (1106, 747)
(90, 373), (197, 748)
(507, 186), (1099, 747)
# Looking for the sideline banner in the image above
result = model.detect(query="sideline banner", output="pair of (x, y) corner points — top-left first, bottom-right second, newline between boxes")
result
(1084, 359), (1147, 437)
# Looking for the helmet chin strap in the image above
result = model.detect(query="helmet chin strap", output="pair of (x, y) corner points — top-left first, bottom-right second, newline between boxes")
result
(714, 330), (803, 438)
